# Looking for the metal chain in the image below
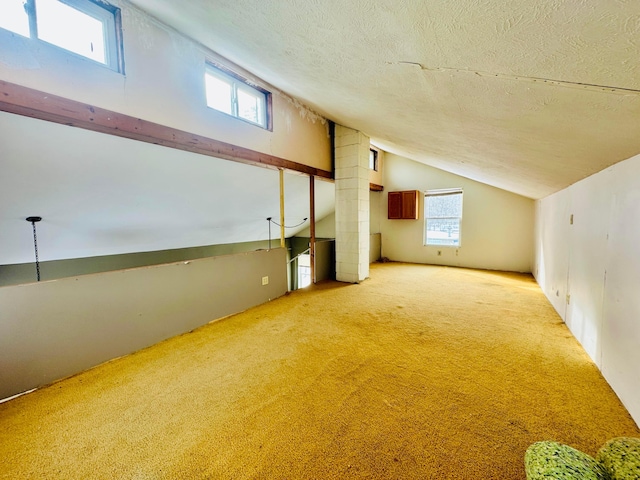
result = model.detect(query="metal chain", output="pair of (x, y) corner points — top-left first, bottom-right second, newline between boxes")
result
(31, 221), (40, 282)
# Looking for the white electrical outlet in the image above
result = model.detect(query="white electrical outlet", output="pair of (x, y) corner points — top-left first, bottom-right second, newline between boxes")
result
(262, 276), (269, 286)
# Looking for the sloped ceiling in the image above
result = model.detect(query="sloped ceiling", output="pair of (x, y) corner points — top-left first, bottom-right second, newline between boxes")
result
(0, 112), (334, 264)
(127, 0), (640, 199)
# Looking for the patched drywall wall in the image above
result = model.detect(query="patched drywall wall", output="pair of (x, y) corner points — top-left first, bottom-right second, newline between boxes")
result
(381, 153), (533, 272)
(534, 153), (640, 426)
(0, 248), (287, 400)
(0, 1), (331, 172)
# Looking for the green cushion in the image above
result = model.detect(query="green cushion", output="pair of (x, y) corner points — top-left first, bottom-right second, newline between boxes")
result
(524, 441), (609, 480)
(596, 437), (640, 480)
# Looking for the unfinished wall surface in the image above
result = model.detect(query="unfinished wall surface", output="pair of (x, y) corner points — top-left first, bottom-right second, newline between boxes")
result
(0, 248), (287, 400)
(381, 153), (534, 272)
(534, 153), (640, 426)
(0, 1), (331, 172)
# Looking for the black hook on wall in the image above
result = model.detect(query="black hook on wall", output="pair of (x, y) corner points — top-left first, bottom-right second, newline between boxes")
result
(26, 216), (42, 282)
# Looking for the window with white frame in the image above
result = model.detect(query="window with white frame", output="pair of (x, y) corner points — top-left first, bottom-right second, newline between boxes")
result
(424, 188), (463, 246)
(369, 148), (378, 171)
(205, 63), (270, 129)
(0, 0), (123, 72)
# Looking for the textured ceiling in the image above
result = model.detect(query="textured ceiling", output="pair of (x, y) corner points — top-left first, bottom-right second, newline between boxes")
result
(127, 0), (640, 199)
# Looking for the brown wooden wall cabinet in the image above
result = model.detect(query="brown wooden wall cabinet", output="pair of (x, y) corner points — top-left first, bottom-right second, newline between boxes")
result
(388, 190), (419, 219)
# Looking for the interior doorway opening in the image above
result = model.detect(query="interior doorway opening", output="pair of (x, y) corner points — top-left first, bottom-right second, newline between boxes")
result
(297, 253), (312, 288)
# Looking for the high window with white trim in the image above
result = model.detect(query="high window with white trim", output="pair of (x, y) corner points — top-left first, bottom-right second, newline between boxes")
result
(205, 64), (271, 129)
(0, 0), (123, 72)
(369, 148), (378, 171)
(424, 188), (463, 246)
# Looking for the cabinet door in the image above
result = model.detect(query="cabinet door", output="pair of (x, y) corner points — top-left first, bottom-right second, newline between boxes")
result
(388, 191), (402, 219)
(402, 191), (418, 219)
(388, 190), (419, 219)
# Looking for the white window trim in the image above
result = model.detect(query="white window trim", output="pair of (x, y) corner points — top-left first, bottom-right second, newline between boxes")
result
(60, 0), (121, 71)
(1, 0), (123, 72)
(205, 63), (271, 130)
(369, 148), (379, 171)
(424, 188), (463, 247)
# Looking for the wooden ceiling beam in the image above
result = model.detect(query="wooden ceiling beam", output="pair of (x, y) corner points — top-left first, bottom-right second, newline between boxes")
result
(0, 80), (333, 180)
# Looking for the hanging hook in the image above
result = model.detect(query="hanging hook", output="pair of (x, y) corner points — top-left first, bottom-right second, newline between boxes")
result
(266, 217), (272, 250)
(26, 216), (42, 282)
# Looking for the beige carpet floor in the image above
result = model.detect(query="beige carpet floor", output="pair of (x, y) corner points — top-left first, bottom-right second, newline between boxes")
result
(1, 262), (638, 479)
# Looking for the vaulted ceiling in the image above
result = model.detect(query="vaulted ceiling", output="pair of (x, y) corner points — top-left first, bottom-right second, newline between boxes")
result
(128, 0), (640, 199)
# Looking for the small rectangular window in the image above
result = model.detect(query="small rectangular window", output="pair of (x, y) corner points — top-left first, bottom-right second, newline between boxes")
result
(369, 148), (378, 171)
(37, 0), (106, 64)
(205, 63), (271, 129)
(0, 0), (31, 37)
(0, 0), (123, 72)
(424, 188), (463, 246)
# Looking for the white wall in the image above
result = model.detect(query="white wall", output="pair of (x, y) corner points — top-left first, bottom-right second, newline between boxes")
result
(0, 0), (330, 171)
(296, 213), (335, 239)
(370, 191), (382, 234)
(535, 153), (640, 426)
(381, 153), (534, 272)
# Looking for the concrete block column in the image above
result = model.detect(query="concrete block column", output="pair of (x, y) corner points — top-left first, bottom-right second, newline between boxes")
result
(335, 125), (370, 283)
